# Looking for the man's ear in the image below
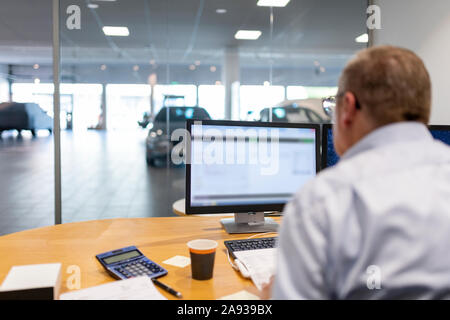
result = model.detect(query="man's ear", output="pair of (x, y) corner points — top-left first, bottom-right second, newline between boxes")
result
(340, 92), (359, 128)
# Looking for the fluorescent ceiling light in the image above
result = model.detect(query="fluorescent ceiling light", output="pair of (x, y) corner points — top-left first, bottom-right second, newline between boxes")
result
(235, 30), (262, 40)
(257, 0), (290, 7)
(103, 26), (129, 37)
(355, 33), (368, 43)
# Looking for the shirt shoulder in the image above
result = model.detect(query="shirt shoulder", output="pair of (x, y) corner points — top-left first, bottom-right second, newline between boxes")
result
(292, 138), (450, 209)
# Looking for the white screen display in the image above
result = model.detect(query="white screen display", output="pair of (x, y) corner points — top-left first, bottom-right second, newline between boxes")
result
(189, 124), (317, 207)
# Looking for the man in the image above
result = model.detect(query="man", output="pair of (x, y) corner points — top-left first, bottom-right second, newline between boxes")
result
(272, 46), (450, 299)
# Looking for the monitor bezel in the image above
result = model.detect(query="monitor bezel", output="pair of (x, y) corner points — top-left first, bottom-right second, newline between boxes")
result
(185, 119), (321, 214)
(428, 125), (450, 132)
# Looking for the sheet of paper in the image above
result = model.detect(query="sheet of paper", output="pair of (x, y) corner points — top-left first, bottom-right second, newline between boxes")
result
(59, 276), (167, 300)
(163, 255), (191, 268)
(234, 248), (277, 291)
(219, 290), (260, 300)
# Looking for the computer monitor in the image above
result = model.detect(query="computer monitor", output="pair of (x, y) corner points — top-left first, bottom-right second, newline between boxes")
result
(321, 123), (339, 169)
(185, 120), (320, 234)
(321, 124), (450, 170)
(429, 125), (450, 145)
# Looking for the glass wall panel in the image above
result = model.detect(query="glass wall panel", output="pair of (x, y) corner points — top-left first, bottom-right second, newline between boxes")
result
(56, 0), (367, 224)
(106, 84), (150, 130)
(153, 85), (197, 113)
(240, 85), (285, 121)
(287, 86), (338, 100)
(0, 85), (55, 233)
(12, 83), (103, 131)
(198, 85), (225, 120)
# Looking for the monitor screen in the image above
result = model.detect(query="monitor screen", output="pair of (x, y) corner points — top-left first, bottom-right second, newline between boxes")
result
(186, 120), (320, 214)
(321, 124), (339, 168)
(429, 125), (450, 146)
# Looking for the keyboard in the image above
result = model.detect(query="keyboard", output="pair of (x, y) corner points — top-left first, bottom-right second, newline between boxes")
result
(224, 237), (278, 259)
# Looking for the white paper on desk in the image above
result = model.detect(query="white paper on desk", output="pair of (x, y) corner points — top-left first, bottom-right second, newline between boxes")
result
(163, 255), (191, 268)
(233, 248), (277, 291)
(59, 277), (167, 300)
(219, 290), (260, 300)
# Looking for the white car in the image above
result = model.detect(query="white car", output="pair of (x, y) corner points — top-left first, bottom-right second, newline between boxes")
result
(259, 99), (331, 123)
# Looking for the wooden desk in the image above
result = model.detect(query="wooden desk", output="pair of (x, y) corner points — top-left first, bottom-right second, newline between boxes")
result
(0, 216), (280, 300)
(172, 198), (234, 217)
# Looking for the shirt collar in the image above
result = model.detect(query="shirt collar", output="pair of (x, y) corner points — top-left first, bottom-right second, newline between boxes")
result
(341, 122), (432, 161)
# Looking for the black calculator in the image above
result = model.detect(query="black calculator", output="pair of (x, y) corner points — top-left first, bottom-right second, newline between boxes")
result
(96, 246), (168, 280)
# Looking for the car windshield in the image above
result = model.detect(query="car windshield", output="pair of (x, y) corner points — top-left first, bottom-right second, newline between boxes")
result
(154, 107), (210, 122)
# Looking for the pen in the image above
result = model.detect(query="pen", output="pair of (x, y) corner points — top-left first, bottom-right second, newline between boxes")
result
(152, 278), (182, 298)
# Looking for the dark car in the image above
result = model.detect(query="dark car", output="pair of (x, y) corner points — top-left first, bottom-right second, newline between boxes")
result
(0, 102), (53, 138)
(146, 106), (211, 166)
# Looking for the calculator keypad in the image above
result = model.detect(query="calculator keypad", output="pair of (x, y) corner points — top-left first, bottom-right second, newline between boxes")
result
(115, 260), (164, 279)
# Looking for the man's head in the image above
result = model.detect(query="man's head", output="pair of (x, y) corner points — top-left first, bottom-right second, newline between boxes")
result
(333, 45), (432, 156)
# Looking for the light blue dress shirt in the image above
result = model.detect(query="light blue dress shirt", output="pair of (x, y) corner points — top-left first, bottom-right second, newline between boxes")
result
(273, 122), (450, 299)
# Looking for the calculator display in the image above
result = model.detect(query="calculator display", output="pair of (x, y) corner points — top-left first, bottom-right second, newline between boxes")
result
(102, 250), (141, 264)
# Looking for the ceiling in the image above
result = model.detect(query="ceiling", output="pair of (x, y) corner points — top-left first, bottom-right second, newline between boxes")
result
(0, 0), (368, 85)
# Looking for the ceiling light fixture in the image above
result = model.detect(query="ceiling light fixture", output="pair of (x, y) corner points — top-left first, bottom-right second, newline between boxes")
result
(216, 8), (227, 14)
(87, 3), (99, 9)
(355, 33), (369, 43)
(103, 26), (130, 37)
(234, 30), (262, 40)
(189, 65), (196, 71)
(210, 66), (217, 72)
(33, 64), (40, 70)
(257, 0), (290, 7)
(34, 78), (40, 84)
(100, 64), (107, 71)
(133, 65), (140, 72)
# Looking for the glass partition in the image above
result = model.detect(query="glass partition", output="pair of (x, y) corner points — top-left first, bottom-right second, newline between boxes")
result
(106, 84), (151, 130)
(198, 85), (225, 120)
(0, 83), (54, 234)
(56, 0), (367, 224)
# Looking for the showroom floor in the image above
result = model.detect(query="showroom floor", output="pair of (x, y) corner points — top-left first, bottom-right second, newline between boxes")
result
(0, 129), (183, 236)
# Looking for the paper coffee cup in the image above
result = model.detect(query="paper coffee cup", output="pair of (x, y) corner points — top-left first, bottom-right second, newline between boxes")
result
(187, 239), (218, 280)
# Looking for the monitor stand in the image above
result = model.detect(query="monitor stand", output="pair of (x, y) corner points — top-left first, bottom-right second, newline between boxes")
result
(220, 212), (279, 234)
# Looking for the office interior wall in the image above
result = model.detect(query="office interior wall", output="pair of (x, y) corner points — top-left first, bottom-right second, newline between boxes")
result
(372, 0), (450, 125)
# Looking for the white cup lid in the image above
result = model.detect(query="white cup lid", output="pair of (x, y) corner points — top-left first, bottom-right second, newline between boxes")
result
(187, 239), (218, 251)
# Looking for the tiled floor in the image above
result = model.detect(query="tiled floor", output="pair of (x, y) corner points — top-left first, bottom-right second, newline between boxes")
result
(0, 129), (183, 236)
